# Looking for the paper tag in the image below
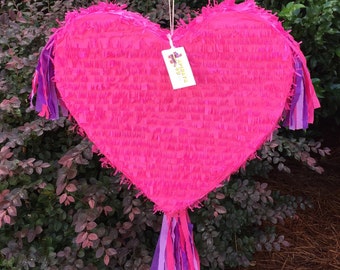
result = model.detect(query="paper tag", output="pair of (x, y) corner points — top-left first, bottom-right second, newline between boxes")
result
(162, 47), (196, 90)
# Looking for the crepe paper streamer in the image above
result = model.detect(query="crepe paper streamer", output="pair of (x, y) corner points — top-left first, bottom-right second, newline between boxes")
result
(151, 212), (199, 270)
(31, 34), (68, 120)
(282, 56), (320, 130)
(31, 36), (56, 120)
(31, 1), (320, 269)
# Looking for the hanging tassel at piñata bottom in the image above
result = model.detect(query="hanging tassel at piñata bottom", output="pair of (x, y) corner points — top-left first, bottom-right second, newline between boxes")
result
(151, 211), (200, 270)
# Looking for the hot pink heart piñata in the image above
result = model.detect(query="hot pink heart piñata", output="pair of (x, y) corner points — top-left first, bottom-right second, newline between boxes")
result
(32, 1), (319, 268)
(33, 0), (319, 214)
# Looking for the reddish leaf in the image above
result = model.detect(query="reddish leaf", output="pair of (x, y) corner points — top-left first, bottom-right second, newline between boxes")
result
(103, 206), (113, 216)
(66, 167), (77, 180)
(86, 221), (97, 230)
(215, 192), (226, 200)
(27, 230), (36, 243)
(123, 222), (133, 230)
(16, 228), (28, 238)
(104, 254), (110, 266)
(96, 206), (103, 214)
(26, 158), (35, 165)
(75, 232), (88, 244)
(315, 166), (324, 174)
(132, 199), (142, 206)
(88, 199), (95, 209)
(56, 171), (67, 186)
(214, 205), (227, 214)
(323, 147), (331, 155)
(106, 248), (117, 256)
(96, 246), (105, 258)
(84, 238), (94, 248)
(38, 182), (47, 189)
(86, 209), (99, 221)
(260, 183), (268, 189)
(101, 236), (113, 246)
(0, 146), (10, 153)
(88, 233), (98, 241)
(123, 205), (132, 215)
(282, 240), (290, 247)
(269, 142), (279, 148)
(7, 206), (17, 217)
(76, 213), (88, 224)
(56, 183), (67, 196)
(278, 162), (284, 171)
(3, 214), (11, 224)
(132, 207), (141, 215)
(4, 151), (13, 159)
(58, 155), (73, 167)
(82, 239), (91, 248)
(35, 167), (42, 175)
(59, 193), (67, 204)
(75, 222), (86, 233)
(307, 157), (316, 166)
(67, 195), (75, 203)
(0, 189), (10, 197)
(34, 160), (43, 166)
(41, 162), (51, 168)
(0, 201), (11, 209)
(26, 167), (34, 175)
(0, 166), (10, 175)
(57, 251), (65, 258)
(65, 183), (77, 192)
(35, 226), (43, 234)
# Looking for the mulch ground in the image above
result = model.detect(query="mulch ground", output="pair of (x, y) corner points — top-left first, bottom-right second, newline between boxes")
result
(239, 131), (340, 270)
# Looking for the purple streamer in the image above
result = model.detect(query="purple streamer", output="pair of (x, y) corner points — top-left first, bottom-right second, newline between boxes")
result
(151, 214), (199, 270)
(173, 221), (181, 269)
(151, 215), (168, 270)
(302, 82), (308, 129)
(284, 57), (309, 130)
(33, 35), (67, 120)
(150, 237), (161, 270)
(289, 59), (303, 127)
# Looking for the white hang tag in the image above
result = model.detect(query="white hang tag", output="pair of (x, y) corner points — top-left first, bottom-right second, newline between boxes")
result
(161, 47), (196, 90)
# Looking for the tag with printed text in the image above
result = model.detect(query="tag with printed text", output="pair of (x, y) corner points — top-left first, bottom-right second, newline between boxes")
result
(161, 47), (196, 90)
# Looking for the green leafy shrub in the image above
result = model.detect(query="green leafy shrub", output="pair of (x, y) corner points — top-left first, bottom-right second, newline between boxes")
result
(0, 0), (333, 269)
(259, 0), (340, 126)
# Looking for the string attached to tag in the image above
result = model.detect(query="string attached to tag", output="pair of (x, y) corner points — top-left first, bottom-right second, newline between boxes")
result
(167, 0), (175, 48)
(162, 0), (196, 89)
(167, 34), (175, 49)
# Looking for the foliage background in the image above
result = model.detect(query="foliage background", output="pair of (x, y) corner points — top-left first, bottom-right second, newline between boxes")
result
(0, 0), (338, 269)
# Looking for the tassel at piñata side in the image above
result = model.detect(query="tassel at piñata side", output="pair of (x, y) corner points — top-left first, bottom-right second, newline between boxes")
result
(31, 34), (67, 120)
(151, 211), (200, 270)
(283, 56), (320, 130)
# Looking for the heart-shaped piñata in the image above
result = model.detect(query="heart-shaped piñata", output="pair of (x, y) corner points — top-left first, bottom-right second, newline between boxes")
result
(33, 1), (319, 214)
